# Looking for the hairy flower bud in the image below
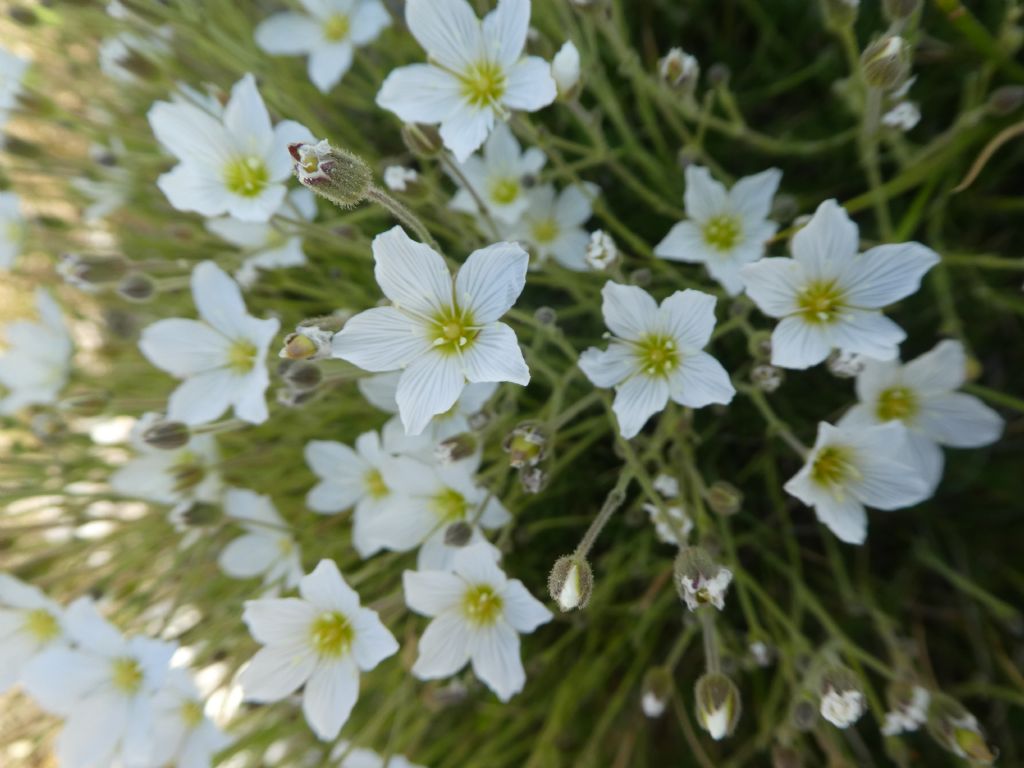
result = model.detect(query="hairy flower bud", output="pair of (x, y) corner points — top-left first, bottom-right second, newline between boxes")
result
(280, 319), (341, 361)
(443, 521), (473, 547)
(819, 666), (866, 729)
(861, 36), (910, 91)
(117, 272), (156, 303)
(502, 422), (548, 468)
(552, 41), (581, 99)
(674, 547), (733, 611)
(435, 433), (478, 464)
(821, 0), (859, 31)
(706, 481), (742, 517)
(141, 419), (191, 451)
(926, 694), (997, 764)
(289, 139), (371, 209)
(401, 123), (443, 159)
(641, 667), (673, 718)
(694, 672), (741, 740)
(659, 48), (699, 94)
(790, 697), (819, 731)
(548, 554), (593, 611)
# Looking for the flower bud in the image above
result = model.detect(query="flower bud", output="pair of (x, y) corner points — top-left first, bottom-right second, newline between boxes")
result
(58, 390), (110, 417)
(821, 0), (859, 31)
(141, 420), (191, 451)
(281, 361), (323, 392)
(630, 267), (652, 287)
(548, 554), (593, 611)
(707, 63), (730, 88)
(883, 0), (920, 21)
(401, 123), (443, 159)
(533, 306), (557, 325)
(280, 321), (337, 361)
(519, 466), (547, 494)
(443, 521), (473, 547)
(706, 481), (742, 517)
(771, 745), (802, 768)
(117, 272), (156, 303)
(181, 502), (220, 527)
(652, 473), (679, 498)
(747, 330), (773, 360)
(641, 667), (673, 718)
(988, 84), (1024, 115)
(551, 41), (581, 99)
(277, 387), (318, 408)
(502, 423), (548, 468)
(659, 48), (699, 94)
(58, 252), (127, 289)
(584, 229), (618, 271)
(881, 682), (930, 735)
(819, 666), (866, 729)
(674, 547), (733, 611)
(289, 139), (372, 209)
(790, 697), (819, 731)
(861, 36), (910, 91)
(694, 672), (741, 740)
(435, 433), (478, 464)
(751, 364), (784, 393)
(826, 349), (866, 378)
(926, 694), (997, 764)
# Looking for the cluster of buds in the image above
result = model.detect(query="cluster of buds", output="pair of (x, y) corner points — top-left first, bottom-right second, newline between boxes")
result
(547, 554), (594, 611)
(817, 665), (866, 729)
(674, 547), (733, 611)
(694, 672), (742, 740)
(289, 139), (372, 209)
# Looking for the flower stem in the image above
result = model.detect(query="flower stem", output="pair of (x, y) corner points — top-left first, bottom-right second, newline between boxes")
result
(366, 185), (443, 254)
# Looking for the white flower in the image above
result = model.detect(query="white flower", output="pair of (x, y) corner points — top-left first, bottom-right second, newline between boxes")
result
(240, 559), (398, 741)
(219, 489), (303, 591)
(585, 229), (618, 271)
(358, 370), (497, 443)
(383, 165), (419, 192)
(643, 503), (693, 545)
(403, 543), (551, 701)
(376, 0), (557, 161)
(506, 183), (597, 270)
(0, 288), (73, 415)
(579, 282), (735, 439)
(0, 191), (25, 270)
(148, 74), (313, 221)
(331, 226), (530, 435)
(551, 41), (580, 98)
(652, 473), (679, 498)
(0, 574), (69, 694)
(838, 339), (1003, 494)
(881, 686), (930, 736)
(110, 413), (223, 508)
(139, 261), (280, 426)
(784, 422), (931, 545)
(820, 687), (866, 729)
(659, 48), (699, 90)
(449, 122), (546, 225)
(882, 101), (921, 131)
(22, 598), (175, 768)
(679, 566), (732, 611)
(641, 691), (667, 718)
(742, 199), (939, 369)
(330, 741), (425, 768)
(256, 0), (391, 93)
(655, 166), (781, 295)
(0, 46), (28, 132)
(152, 669), (231, 768)
(207, 188), (317, 289)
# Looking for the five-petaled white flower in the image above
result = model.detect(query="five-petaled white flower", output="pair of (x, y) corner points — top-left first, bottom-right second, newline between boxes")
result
(0, 574), (69, 694)
(506, 183), (598, 271)
(0, 288), (73, 415)
(742, 199), (939, 370)
(256, 0), (391, 93)
(449, 122), (545, 225)
(148, 74), (313, 221)
(838, 339), (1004, 494)
(579, 282), (735, 439)
(332, 226), (530, 435)
(403, 543), (551, 701)
(219, 488), (304, 591)
(655, 166), (781, 295)
(152, 668), (231, 768)
(376, 0), (556, 161)
(784, 421), (931, 545)
(22, 597), (175, 768)
(139, 261), (280, 426)
(240, 559), (399, 741)
(0, 191), (25, 270)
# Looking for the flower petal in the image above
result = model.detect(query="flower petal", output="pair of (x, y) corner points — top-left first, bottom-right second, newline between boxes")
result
(302, 657), (360, 741)
(224, 74), (273, 157)
(308, 42), (354, 92)
(376, 64), (463, 124)
(242, 598), (318, 646)
(456, 242), (528, 323)
(460, 322), (529, 386)
(842, 243), (939, 309)
(482, 0), (529, 67)
(469, 621), (524, 702)
(166, 369), (236, 426)
(600, 281), (658, 341)
(350, 607), (399, 670)
(299, 559), (361, 614)
(659, 289), (717, 350)
(501, 580), (552, 633)
(790, 199), (859, 279)
(613, 375), (669, 439)
(403, 570), (466, 617)
(901, 339), (967, 395)
(741, 257), (802, 318)
(769, 315), (833, 370)
(412, 612), (471, 679)
(405, 0), (481, 72)
(916, 393), (1004, 448)
(139, 318), (229, 377)
(255, 13), (319, 55)
(683, 166), (728, 222)
(501, 56), (557, 112)
(396, 352), (465, 435)
(830, 309), (906, 361)
(669, 351), (735, 408)
(729, 168), (782, 221)
(654, 220), (707, 264)
(441, 104), (495, 163)
(373, 226), (453, 316)
(578, 342), (634, 388)
(332, 306), (432, 372)
(240, 643), (317, 702)
(350, 1), (391, 45)
(219, 532), (279, 579)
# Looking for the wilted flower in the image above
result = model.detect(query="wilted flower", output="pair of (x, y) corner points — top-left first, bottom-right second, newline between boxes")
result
(675, 547), (733, 611)
(659, 48), (699, 93)
(585, 229), (619, 271)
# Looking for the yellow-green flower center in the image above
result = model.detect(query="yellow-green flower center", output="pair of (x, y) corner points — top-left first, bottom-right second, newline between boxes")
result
(460, 60), (506, 108)
(277, 537), (294, 555)
(224, 156), (269, 198)
(702, 214), (741, 251)
(876, 386), (917, 422)
(489, 177), (520, 205)
(364, 468), (389, 499)
(796, 280), (845, 324)
(180, 700), (204, 728)
(462, 584), (503, 626)
(810, 445), (857, 489)
(227, 339), (258, 373)
(310, 611), (353, 657)
(432, 306), (478, 355)
(323, 13), (350, 42)
(432, 488), (469, 523)
(531, 218), (559, 244)
(24, 608), (60, 642)
(111, 657), (144, 694)
(636, 334), (680, 377)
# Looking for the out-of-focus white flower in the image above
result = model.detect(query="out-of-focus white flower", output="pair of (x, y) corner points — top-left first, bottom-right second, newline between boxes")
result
(240, 559), (398, 740)
(643, 503), (693, 545)
(882, 101), (921, 131)
(881, 686), (930, 736)
(330, 741), (426, 768)
(742, 199), (939, 369)
(579, 282), (735, 439)
(0, 46), (28, 132)
(551, 41), (581, 98)
(659, 47), (699, 91)
(0, 288), (73, 415)
(332, 226), (530, 435)
(784, 422), (931, 544)
(383, 165), (419, 192)
(152, 668), (231, 768)
(22, 598), (175, 768)
(678, 565), (732, 611)
(506, 183), (598, 270)
(655, 166), (781, 295)
(0, 575), (69, 694)
(827, 349), (867, 378)
(148, 74), (314, 221)
(0, 191), (25, 270)
(256, 0), (391, 93)
(218, 489), (303, 591)
(403, 543), (551, 701)
(839, 339), (1003, 494)
(206, 188), (317, 288)
(376, 0), (556, 161)
(820, 686), (866, 729)
(449, 123), (546, 225)
(653, 473), (679, 498)
(139, 262), (280, 426)
(585, 229), (618, 271)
